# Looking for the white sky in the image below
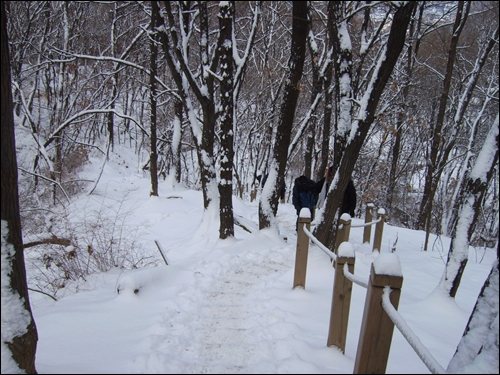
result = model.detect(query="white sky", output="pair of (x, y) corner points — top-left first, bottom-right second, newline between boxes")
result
(1, 145), (498, 374)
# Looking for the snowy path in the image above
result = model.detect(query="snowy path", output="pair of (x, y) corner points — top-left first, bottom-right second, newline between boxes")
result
(177, 248), (294, 373)
(193, 257), (289, 372)
(140, 206), (298, 373)
(121, 201), (342, 374)
(188, 206), (297, 373)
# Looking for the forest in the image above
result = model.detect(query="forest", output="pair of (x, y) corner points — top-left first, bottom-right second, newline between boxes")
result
(1, 1), (498, 373)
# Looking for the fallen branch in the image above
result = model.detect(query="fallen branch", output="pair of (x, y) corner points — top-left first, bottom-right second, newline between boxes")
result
(28, 287), (57, 301)
(154, 240), (170, 265)
(234, 220), (252, 233)
(24, 236), (71, 249)
(233, 214), (257, 233)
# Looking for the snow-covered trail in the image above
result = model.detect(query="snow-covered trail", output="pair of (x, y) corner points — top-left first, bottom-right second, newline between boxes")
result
(189, 248), (294, 373)
(145, 238), (294, 374)
(136, 204), (299, 373)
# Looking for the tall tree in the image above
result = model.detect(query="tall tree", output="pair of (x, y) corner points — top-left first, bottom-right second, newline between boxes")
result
(302, 2), (326, 179)
(316, 2), (336, 181)
(313, 2), (417, 249)
(436, 114), (499, 298)
(330, 1), (353, 174)
(385, 2), (425, 215)
(155, 1), (260, 231)
(258, 1), (309, 230)
(1, 2), (38, 372)
(440, 23), (499, 236)
(417, 1), (471, 233)
(149, 0), (159, 196)
(155, 1), (219, 213)
(218, 1), (235, 239)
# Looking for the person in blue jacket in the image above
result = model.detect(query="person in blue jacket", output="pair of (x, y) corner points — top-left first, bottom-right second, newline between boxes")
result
(292, 175), (317, 231)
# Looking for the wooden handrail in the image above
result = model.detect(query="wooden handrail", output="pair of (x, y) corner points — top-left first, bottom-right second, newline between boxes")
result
(293, 214), (311, 289)
(353, 256), (403, 374)
(363, 203), (375, 243)
(327, 242), (356, 352)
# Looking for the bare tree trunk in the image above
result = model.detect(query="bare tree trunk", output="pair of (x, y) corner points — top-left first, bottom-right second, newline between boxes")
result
(171, 0), (190, 185)
(304, 123), (315, 178)
(258, 1), (309, 230)
(149, 0), (159, 196)
(218, 1), (235, 239)
(386, 3), (424, 215)
(447, 259), (499, 373)
(1, 3), (38, 372)
(417, 1), (470, 232)
(330, 1), (352, 176)
(438, 114), (498, 298)
(304, 14), (323, 178)
(314, 2), (417, 249)
(156, 1), (219, 210)
(172, 98), (183, 183)
(317, 4), (335, 180)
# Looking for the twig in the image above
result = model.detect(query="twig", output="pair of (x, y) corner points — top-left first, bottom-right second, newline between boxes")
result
(28, 287), (58, 301)
(24, 236), (71, 249)
(154, 240), (169, 265)
(234, 218), (252, 233)
(18, 167), (71, 203)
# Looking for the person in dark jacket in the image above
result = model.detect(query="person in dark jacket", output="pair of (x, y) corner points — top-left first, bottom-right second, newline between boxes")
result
(316, 166), (357, 217)
(341, 179), (357, 217)
(292, 175), (317, 231)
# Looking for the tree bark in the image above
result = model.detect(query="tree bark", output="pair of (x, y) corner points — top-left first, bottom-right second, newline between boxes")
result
(330, 1), (352, 175)
(317, 3), (335, 180)
(258, 1), (309, 230)
(417, 1), (470, 233)
(157, 1), (219, 210)
(447, 259), (499, 373)
(149, 0), (159, 196)
(1, 3), (38, 372)
(218, 1), (235, 239)
(304, 11), (323, 178)
(172, 98), (183, 183)
(439, 114), (499, 298)
(314, 2), (417, 249)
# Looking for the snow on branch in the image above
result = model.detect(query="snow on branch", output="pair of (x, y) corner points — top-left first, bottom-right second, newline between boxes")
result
(45, 109), (149, 149)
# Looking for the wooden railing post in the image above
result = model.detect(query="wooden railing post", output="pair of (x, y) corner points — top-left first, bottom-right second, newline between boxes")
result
(372, 208), (386, 252)
(335, 214), (352, 254)
(363, 203), (374, 243)
(327, 242), (355, 352)
(293, 210), (311, 289)
(353, 254), (403, 374)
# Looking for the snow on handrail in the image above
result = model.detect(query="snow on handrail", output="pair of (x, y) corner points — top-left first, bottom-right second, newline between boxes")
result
(350, 216), (382, 228)
(382, 287), (447, 374)
(343, 262), (368, 288)
(302, 224), (336, 262)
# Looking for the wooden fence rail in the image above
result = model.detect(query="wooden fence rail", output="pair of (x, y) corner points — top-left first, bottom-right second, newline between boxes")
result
(293, 205), (445, 373)
(353, 259), (403, 374)
(363, 203), (375, 243)
(293, 213), (311, 289)
(293, 205), (405, 374)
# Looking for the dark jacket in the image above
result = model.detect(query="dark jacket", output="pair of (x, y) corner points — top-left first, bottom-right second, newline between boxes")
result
(316, 177), (356, 217)
(341, 179), (356, 217)
(292, 176), (317, 218)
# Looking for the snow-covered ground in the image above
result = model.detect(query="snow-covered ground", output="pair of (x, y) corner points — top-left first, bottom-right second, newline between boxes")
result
(9, 151), (499, 373)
